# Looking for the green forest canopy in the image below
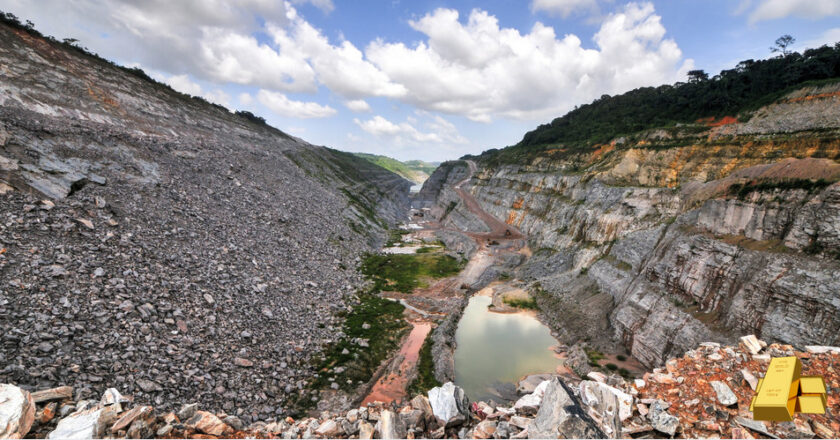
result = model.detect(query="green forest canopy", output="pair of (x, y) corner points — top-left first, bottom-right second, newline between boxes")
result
(469, 42), (840, 163)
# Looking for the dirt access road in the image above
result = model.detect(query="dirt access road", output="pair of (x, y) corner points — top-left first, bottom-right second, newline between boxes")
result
(453, 160), (524, 241)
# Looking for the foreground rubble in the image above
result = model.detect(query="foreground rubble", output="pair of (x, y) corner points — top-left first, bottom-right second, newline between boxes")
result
(1, 336), (836, 439)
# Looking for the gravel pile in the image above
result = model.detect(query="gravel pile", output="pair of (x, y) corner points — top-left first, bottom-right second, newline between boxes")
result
(0, 23), (410, 422)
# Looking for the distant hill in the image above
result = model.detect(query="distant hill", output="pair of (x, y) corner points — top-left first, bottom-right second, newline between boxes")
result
(352, 153), (440, 184)
(469, 43), (840, 165)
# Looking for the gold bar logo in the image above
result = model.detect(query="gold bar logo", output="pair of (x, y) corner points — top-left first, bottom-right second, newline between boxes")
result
(750, 356), (827, 421)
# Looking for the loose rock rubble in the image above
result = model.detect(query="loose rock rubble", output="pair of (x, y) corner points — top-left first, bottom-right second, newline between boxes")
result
(3, 336), (834, 439)
(0, 22), (410, 422)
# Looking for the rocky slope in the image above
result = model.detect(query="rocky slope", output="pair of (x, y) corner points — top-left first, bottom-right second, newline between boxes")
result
(422, 81), (840, 369)
(0, 22), (411, 421)
(3, 337), (837, 439)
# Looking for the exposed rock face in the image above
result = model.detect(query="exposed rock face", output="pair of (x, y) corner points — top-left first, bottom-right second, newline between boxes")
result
(0, 23), (410, 418)
(420, 85), (840, 367)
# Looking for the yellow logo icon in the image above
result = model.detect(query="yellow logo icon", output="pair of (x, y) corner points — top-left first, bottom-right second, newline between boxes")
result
(750, 356), (827, 421)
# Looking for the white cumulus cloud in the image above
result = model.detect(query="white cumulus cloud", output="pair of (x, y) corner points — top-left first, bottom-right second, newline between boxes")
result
(354, 114), (468, 144)
(743, 0), (840, 22)
(344, 99), (372, 112)
(365, 3), (689, 122)
(290, 0), (334, 13)
(269, 18), (406, 99)
(257, 89), (336, 119)
(531, 0), (599, 18)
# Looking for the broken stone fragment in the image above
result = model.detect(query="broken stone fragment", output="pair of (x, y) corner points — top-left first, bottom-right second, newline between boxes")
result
(428, 382), (469, 427)
(358, 420), (374, 439)
(514, 380), (550, 416)
(47, 406), (119, 439)
(776, 419), (815, 439)
(0, 384), (35, 439)
(739, 335), (765, 355)
(410, 394), (435, 426)
(647, 400), (679, 436)
(741, 368), (758, 390)
(472, 420), (497, 439)
(710, 380), (738, 407)
(31, 386), (73, 404)
(376, 410), (406, 439)
(185, 411), (231, 436)
(508, 416), (530, 430)
(135, 378), (160, 392)
(804, 345), (840, 354)
(579, 380), (634, 421)
(314, 419), (341, 437)
(585, 371), (607, 383)
(37, 402), (57, 424)
(578, 380), (634, 438)
(75, 218), (94, 230)
(234, 357), (254, 367)
(100, 388), (126, 408)
(110, 405), (153, 433)
(177, 403), (198, 421)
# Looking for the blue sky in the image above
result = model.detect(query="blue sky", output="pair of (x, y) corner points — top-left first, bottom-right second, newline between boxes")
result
(2, 0), (839, 162)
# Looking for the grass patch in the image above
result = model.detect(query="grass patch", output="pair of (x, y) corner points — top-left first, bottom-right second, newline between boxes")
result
(385, 229), (410, 247)
(361, 253), (464, 293)
(502, 296), (539, 310)
(406, 333), (441, 397)
(289, 294), (409, 416)
(415, 246), (439, 254)
(586, 348), (604, 365)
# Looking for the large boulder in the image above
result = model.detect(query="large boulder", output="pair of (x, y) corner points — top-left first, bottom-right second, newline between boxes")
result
(47, 406), (119, 439)
(0, 384), (35, 439)
(428, 382), (470, 427)
(528, 379), (605, 439)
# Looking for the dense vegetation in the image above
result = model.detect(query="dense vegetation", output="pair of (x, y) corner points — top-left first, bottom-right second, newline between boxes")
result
(502, 296), (539, 310)
(352, 153), (439, 184)
(406, 334), (441, 396)
(470, 42), (840, 164)
(403, 160), (440, 176)
(361, 252), (463, 293)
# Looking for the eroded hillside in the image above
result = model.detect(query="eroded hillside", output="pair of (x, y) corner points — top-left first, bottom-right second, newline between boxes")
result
(0, 22), (411, 419)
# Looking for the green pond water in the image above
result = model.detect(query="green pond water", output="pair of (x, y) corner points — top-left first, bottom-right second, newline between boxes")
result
(453, 295), (560, 402)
